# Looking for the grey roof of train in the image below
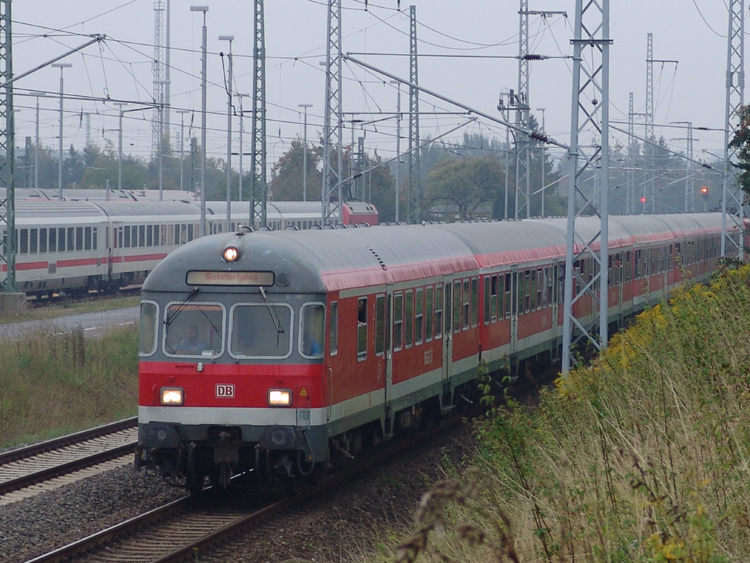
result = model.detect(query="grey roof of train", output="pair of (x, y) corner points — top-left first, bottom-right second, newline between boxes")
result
(143, 213), (726, 295)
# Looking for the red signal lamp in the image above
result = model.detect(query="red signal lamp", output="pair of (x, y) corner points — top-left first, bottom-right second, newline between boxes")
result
(701, 186), (708, 196)
(640, 197), (646, 203)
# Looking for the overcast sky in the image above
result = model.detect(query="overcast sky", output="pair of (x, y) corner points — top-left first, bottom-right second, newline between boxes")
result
(11, 0), (737, 177)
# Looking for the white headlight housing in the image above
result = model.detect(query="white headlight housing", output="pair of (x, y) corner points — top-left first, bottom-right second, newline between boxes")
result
(160, 387), (184, 405)
(268, 389), (292, 407)
(222, 246), (240, 262)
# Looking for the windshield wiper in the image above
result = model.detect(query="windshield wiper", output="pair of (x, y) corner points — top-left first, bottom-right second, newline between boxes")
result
(164, 287), (200, 327)
(259, 286), (285, 335)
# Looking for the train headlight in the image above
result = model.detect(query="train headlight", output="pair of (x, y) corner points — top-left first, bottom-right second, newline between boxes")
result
(268, 389), (292, 407)
(222, 246), (240, 262)
(160, 387), (184, 406)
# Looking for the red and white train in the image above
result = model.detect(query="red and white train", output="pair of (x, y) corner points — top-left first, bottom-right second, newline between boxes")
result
(135, 212), (734, 491)
(3, 196), (377, 297)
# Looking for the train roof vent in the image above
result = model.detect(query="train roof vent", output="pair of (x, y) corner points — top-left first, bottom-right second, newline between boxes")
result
(357, 223), (371, 228)
(257, 225), (272, 231)
(368, 247), (387, 271)
(285, 225), (299, 231)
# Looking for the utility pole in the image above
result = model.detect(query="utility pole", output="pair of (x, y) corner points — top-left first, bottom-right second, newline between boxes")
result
(33, 91), (44, 191)
(721, 0), (744, 259)
(236, 93), (248, 203)
(671, 121), (694, 213)
(250, 0), (267, 229)
(627, 92), (634, 214)
(298, 103), (312, 201)
(51, 62), (71, 201)
(562, 0), (611, 375)
(390, 80), (401, 222)
(153, 1), (165, 165)
(115, 102), (127, 191)
(322, 0), (343, 225)
(537, 107), (545, 217)
(219, 35), (234, 232)
(407, 5), (420, 223)
(176, 109), (190, 192)
(0, 0), (16, 294)
(191, 5), (208, 237)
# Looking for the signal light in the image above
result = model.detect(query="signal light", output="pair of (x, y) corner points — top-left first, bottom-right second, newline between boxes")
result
(701, 186), (708, 196)
(640, 197), (646, 203)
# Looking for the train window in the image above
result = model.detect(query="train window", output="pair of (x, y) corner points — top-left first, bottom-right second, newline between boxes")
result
(66, 228), (74, 251)
(462, 279), (470, 330)
(164, 303), (225, 358)
(405, 290), (413, 348)
(484, 278), (491, 325)
(58, 228), (65, 252)
(30, 229), (38, 254)
(228, 303), (291, 359)
(147, 225), (153, 247)
(124, 226), (131, 248)
(48, 228), (56, 253)
(19, 229), (27, 254)
(330, 302), (338, 356)
(491, 276), (499, 323)
(536, 269), (542, 310)
(530, 270), (537, 311)
(393, 293), (403, 352)
(75, 227), (83, 251)
(471, 278), (478, 326)
(504, 273), (512, 318)
(426, 287), (434, 341)
(139, 225), (145, 247)
(415, 288), (424, 345)
(453, 281), (461, 333)
(299, 303), (325, 359)
(174, 224), (180, 245)
(85, 227), (92, 251)
(434, 284), (443, 339)
(93, 227), (98, 250)
(153, 225), (159, 246)
(139, 302), (159, 356)
(546, 267), (553, 306)
(375, 295), (386, 355)
(187, 224), (194, 242)
(357, 297), (368, 359)
(39, 228), (47, 253)
(524, 271), (532, 314)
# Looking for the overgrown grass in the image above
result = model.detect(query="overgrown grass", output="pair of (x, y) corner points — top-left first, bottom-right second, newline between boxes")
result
(389, 264), (750, 562)
(0, 295), (140, 325)
(0, 324), (139, 448)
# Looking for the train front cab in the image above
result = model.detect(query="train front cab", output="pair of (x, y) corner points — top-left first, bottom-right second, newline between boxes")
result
(136, 286), (330, 491)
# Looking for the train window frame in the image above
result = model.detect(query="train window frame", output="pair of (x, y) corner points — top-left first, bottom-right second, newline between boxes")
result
(19, 229), (28, 254)
(524, 270), (531, 314)
(164, 301), (227, 360)
(76, 227), (83, 252)
(49, 228), (57, 253)
(504, 273), (512, 318)
(227, 302), (293, 360)
(40, 228), (48, 254)
(139, 225), (145, 247)
(393, 292), (403, 352)
(375, 294), (386, 356)
(124, 225), (131, 248)
(483, 277), (491, 326)
(405, 290), (413, 348)
(453, 280), (461, 334)
(470, 278), (478, 326)
(425, 286), (434, 342)
(434, 283), (443, 339)
(138, 301), (159, 357)
(30, 229), (38, 254)
(298, 302), (326, 360)
(147, 225), (153, 247)
(85, 227), (92, 251)
(536, 269), (543, 310)
(415, 288), (424, 346)
(329, 301), (338, 357)
(357, 297), (368, 360)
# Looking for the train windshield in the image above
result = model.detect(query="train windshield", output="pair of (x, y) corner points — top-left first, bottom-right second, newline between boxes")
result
(229, 303), (293, 358)
(163, 302), (225, 358)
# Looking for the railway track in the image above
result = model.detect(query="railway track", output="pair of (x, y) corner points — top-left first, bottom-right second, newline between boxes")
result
(0, 417), (137, 501)
(25, 409), (474, 563)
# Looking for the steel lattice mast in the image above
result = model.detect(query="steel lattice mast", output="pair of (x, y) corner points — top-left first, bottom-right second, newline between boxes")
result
(671, 121), (694, 213)
(153, 1), (165, 161)
(515, 0), (531, 219)
(627, 92), (635, 214)
(407, 4), (420, 223)
(250, 0), (267, 228)
(322, 0), (343, 225)
(0, 0), (15, 293)
(562, 0), (611, 374)
(645, 33), (655, 213)
(721, 0), (744, 258)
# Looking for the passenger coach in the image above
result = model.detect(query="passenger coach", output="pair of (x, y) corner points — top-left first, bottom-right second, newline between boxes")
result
(135, 213), (730, 491)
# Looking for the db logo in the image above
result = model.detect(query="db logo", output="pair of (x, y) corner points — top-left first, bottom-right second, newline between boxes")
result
(216, 384), (235, 398)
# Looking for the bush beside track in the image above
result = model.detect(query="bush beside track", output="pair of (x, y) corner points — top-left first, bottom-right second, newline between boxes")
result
(388, 264), (750, 563)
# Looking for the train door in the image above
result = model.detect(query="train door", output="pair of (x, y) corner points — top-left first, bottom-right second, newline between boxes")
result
(109, 221), (121, 286)
(442, 277), (454, 401)
(510, 266), (519, 359)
